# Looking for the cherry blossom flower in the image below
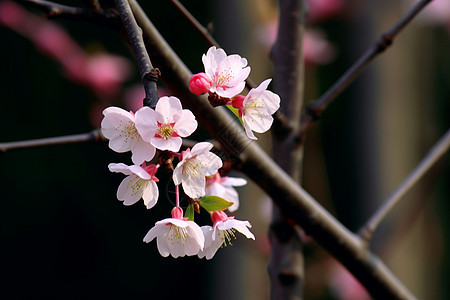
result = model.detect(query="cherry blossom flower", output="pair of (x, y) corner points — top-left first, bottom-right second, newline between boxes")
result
(101, 107), (156, 165)
(135, 96), (197, 152)
(198, 211), (255, 260)
(194, 46), (251, 98)
(108, 163), (160, 209)
(143, 207), (205, 258)
(205, 173), (247, 212)
(173, 142), (223, 199)
(232, 79), (281, 140)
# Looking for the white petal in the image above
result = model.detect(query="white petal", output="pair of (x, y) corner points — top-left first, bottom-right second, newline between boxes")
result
(117, 175), (147, 206)
(216, 82), (246, 99)
(155, 96), (183, 124)
(172, 162), (184, 185)
(156, 236), (171, 257)
(150, 136), (182, 152)
(222, 186), (240, 212)
(108, 163), (133, 175)
(131, 140), (156, 165)
(186, 221), (205, 249)
(182, 174), (206, 199)
(202, 46), (226, 78)
(198, 152), (223, 176)
(128, 165), (152, 180)
(142, 180), (159, 209)
(143, 223), (167, 243)
(135, 106), (158, 142)
(198, 226), (221, 260)
(173, 110), (197, 137)
(190, 142), (214, 156)
(219, 219), (255, 240)
(101, 107), (134, 139)
(222, 177), (247, 187)
(242, 115), (258, 140)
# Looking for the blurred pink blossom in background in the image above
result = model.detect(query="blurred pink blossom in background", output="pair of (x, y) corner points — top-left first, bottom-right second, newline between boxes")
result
(0, 1), (132, 98)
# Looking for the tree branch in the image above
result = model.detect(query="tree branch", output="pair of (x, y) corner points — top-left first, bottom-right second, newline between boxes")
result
(0, 129), (104, 152)
(359, 128), (450, 243)
(21, 0), (119, 27)
(296, 0), (434, 143)
(113, 0), (159, 108)
(129, 1), (416, 298)
(269, 0), (307, 299)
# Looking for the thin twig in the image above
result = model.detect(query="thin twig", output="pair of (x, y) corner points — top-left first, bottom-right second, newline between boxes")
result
(0, 129), (105, 152)
(129, 1), (416, 298)
(21, 0), (119, 26)
(359, 128), (450, 244)
(296, 0), (434, 143)
(113, 0), (159, 108)
(168, 0), (292, 133)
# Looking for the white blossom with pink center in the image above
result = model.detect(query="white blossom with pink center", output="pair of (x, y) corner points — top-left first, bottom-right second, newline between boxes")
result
(205, 173), (247, 212)
(143, 207), (205, 258)
(232, 79), (281, 140)
(135, 96), (197, 152)
(198, 211), (255, 260)
(201, 46), (251, 98)
(108, 163), (159, 209)
(101, 107), (156, 165)
(173, 142), (223, 199)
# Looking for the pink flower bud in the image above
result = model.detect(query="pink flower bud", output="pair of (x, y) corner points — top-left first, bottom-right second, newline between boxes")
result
(171, 206), (185, 219)
(189, 72), (211, 95)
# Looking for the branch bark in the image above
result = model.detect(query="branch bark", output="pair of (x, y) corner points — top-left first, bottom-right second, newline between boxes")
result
(113, 0), (159, 108)
(269, 0), (307, 299)
(129, 1), (416, 298)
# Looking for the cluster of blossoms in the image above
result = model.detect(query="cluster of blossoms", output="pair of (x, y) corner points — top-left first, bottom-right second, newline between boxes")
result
(101, 46), (280, 259)
(189, 46), (280, 140)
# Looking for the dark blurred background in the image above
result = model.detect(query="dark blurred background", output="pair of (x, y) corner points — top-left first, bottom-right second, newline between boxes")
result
(0, 0), (449, 299)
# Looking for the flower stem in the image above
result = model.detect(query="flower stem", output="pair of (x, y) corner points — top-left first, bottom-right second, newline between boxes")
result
(175, 184), (180, 208)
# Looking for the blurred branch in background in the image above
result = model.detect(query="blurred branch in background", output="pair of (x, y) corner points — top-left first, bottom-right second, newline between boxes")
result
(297, 0), (435, 143)
(359, 128), (450, 243)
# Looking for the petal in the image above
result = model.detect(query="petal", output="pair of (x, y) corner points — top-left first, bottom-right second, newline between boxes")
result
(156, 236), (171, 257)
(101, 107), (134, 139)
(242, 115), (258, 140)
(222, 177), (247, 187)
(190, 142), (214, 156)
(219, 219), (255, 240)
(172, 162), (184, 185)
(186, 221), (205, 249)
(128, 165), (152, 180)
(155, 96), (183, 124)
(173, 110), (197, 137)
(182, 174), (206, 199)
(150, 136), (182, 152)
(135, 106), (158, 142)
(142, 180), (159, 209)
(117, 175), (146, 206)
(222, 186), (240, 212)
(131, 140), (156, 165)
(108, 163), (133, 175)
(216, 82), (246, 98)
(202, 46), (226, 78)
(168, 218), (189, 228)
(197, 152), (223, 176)
(143, 223), (167, 243)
